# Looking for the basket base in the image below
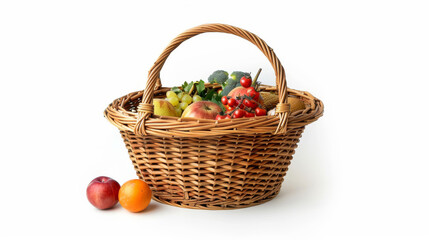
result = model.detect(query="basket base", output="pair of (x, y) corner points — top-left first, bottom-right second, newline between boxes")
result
(150, 184), (282, 210)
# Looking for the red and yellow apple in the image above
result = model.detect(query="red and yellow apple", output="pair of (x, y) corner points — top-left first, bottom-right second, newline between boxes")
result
(181, 101), (222, 119)
(86, 176), (121, 210)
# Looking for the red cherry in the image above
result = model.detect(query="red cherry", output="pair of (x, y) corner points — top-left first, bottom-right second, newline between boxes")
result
(221, 96), (228, 105)
(215, 114), (224, 120)
(246, 87), (260, 100)
(227, 98), (238, 107)
(253, 91), (260, 100)
(225, 105), (234, 112)
(244, 111), (255, 117)
(240, 75), (252, 88)
(255, 107), (267, 116)
(233, 109), (246, 118)
(243, 99), (259, 109)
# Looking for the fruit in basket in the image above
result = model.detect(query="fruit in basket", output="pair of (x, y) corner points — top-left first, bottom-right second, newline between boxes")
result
(174, 105), (182, 116)
(233, 109), (246, 118)
(153, 99), (177, 117)
(177, 92), (184, 101)
(179, 102), (188, 110)
(243, 98), (259, 109)
(240, 75), (252, 88)
(246, 87), (260, 100)
(119, 179), (152, 213)
(219, 93), (267, 119)
(260, 91), (279, 110)
(166, 97), (179, 107)
(86, 176), (121, 210)
(227, 87), (263, 104)
(225, 105), (234, 112)
(167, 86), (207, 117)
(181, 94), (193, 105)
(255, 107), (267, 116)
(221, 96), (228, 105)
(217, 69), (267, 118)
(288, 97), (306, 112)
(259, 92), (306, 113)
(192, 95), (202, 102)
(182, 101), (222, 119)
(245, 111), (255, 117)
(227, 98), (238, 107)
(166, 90), (177, 99)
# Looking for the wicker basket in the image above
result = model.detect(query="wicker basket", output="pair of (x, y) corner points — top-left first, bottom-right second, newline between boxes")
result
(104, 23), (324, 210)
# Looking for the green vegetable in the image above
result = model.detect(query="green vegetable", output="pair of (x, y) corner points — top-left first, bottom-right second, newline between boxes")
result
(220, 71), (250, 96)
(208, 70), (229, 84)
(220, 78), (242, 96)
(230, 71), (247, 81)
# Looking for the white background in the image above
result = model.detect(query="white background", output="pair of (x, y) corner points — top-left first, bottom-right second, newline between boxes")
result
(1, 0), (428, 239)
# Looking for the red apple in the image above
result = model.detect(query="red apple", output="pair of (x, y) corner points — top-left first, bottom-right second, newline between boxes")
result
(86, 176), (121, 210)
(181, 101), (222, 119)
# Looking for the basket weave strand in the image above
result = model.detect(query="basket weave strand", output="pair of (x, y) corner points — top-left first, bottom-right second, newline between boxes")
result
(104, 24), (324, 209)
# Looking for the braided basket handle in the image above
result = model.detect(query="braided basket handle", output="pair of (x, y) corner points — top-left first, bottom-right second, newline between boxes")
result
(135, 23), (290, 135)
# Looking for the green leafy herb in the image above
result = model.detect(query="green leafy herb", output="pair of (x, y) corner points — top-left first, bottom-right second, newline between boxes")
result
(171, 86), (181, 94)
(211, 97), (225, 112)
(182, 81), (193, 93)
(196, 80), (205, 95)
(204, 88), (216, 100)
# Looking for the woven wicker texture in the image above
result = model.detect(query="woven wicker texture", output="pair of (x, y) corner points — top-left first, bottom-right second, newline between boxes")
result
(104, 23), (324, 209)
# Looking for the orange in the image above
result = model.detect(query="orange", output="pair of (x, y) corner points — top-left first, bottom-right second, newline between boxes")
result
(118, 179), (152, 212)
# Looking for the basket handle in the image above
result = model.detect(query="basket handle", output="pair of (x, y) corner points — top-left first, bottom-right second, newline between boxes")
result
(135, 23), (290, 135)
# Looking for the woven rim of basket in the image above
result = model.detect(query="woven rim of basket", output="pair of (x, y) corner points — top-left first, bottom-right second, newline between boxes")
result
(104, 85), (324, 138)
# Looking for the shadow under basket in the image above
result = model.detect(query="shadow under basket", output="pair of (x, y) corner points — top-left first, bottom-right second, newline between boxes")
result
(104, 23), (324, 210)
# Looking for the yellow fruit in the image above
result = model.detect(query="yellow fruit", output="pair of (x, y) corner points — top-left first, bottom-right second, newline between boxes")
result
(192, 95), (202, 102)
(166, 96), (179, 106)
(288, 97), (306, 112)
(152, 99), (177, 117)
(174, 105), (182, 117)
(181, 94), (192, 105)
(166, 91), (177, 99)
(177, 92), (184, 101)
(260, 92), (279, 110)
(179, 102), (188, 110)
(260, 92), (306, 113)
